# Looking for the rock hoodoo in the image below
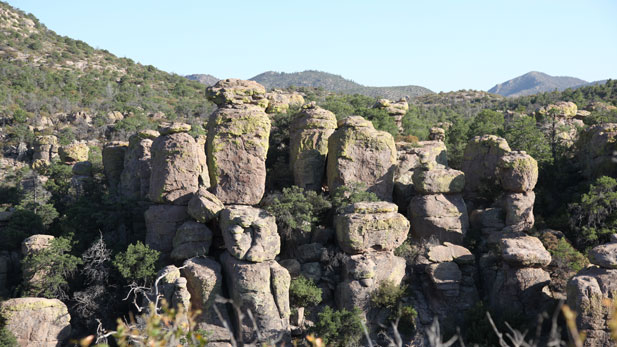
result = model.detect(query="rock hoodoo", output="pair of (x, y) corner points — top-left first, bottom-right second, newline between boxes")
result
(119, 129), (159, 201)
(289, 102), (337, 191)
(327, 116), (396, 201)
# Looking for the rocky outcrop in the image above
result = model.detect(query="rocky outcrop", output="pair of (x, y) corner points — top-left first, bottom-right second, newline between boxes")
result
(0, 297), (71, 347)
(102, 141), (127, 193)
(374, 98), (408, 131)
(32, 135), (58, 164)
(59, 142), (89, 164)
(578, 123), (617, 179)
(219, 206), (280, 263)
(170, 221), (212, 262)
(119, 130), (158, 200)
(394, 140), (448, 210)
(69, 161), (93, 199)
(21, 234), (54, 255)
(266, 89), (305, 114)
(334, 202), (409, 254)
(327, 116), (396, 201)
(289, 103), (337, 190)
(182, 257), (233, 344)
(206, 80), (271, 204)
(221, 252), (290, 343)
(461, 135), (511, 202)
(497, 151), (538, 193)
(537, 101), (583, 148)
(187, 187), (224, 223)
(144, 205), (188, 255)
(149, 124), (201, 205)
(429, 127), (445, 141)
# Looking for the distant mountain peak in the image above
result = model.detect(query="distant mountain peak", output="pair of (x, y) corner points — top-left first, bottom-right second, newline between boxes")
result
(185, 74), (219, 86)
(489, 71), (588, 97)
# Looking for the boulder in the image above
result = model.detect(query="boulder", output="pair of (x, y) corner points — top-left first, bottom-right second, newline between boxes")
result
(171, 221), (213, 262)
(0, 297), (71, 347)
(334, 202), (409, 254)
(578, 123), (617, 179)
(144, 205), (188, 254)
(21, 234), (54, 255)
(408, 194), (469, 244)
(102, 141), (128, 192)
(32, 135), (58, 163)
(502, 191), (535, 232)
(289, 103), (337, 190)
(72, 161), (92, 176)
(427, 243), (474, 264)
(265, 90), (305, 114)
(426, 262), (462, 296)
(461, 135), (511, 200)
(182, 257), (233, 344)
(187, 187), (224, 223)
(157, 122), (191, 135)
(500, 235), (551, 267)
(219, 206), (280, 262)
(567, 267), (617, 347)
(119, 130), (158, 200)
(149, 132), (201, 205)
(220, 252), (290, 342)
(412, 167), (465, 194)
(206, 78), (269, 109)
(206, 105), (271, 205)
(588, 243), (617, 269)
(327, 116), (397, 201)
(498, 151), (538, 192)
(488, 266), (551, 319)
(59, 142), (89, 163)
(469, 208), (505, 233)
(538, 101), (578, 118)
(429, 127), (446, 141)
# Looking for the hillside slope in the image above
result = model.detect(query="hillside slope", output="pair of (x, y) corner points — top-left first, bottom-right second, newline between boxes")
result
(250, 70), (433, 99)
(185, 73), (218, 86)
(488, 71), (587, 97)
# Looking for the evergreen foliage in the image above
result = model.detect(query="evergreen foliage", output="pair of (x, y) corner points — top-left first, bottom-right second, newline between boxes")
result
(112, 241), (160, 284)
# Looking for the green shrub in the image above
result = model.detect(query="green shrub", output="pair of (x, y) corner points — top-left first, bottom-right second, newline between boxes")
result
(265, 186), (331, 234)
(370, 280), (407, 311)
(569, 176), (617, 249)
(113, 241), (160, 284)
(0, 326), (17, 347)
(289, 276), (322, 308)
(331, 183), (379, 211)
(311, 306), (364, 346)
(398, 305), (418, 334)
(21, 236), (82, 299)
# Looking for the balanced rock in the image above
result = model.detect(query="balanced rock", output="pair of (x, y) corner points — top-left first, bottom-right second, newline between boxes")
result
(588, 242), (617, 269)
(500, 235), (551, 267)
(427, 242), (474, 264)
(157, 122), (191, 135)
(221, 252), (290, 342)
(119, 130), (158, 200)
(413, 167), (465, 194)
(327, 116), (397, 201)
(289, 103), (337, 190)
(334, 202), (409, 254)
(187, 187), (224, 223)
(408, 194), (469, 244)
(462, 135), (511, 199)
(265, 89), (305, 114)
(0, 297), (71, 347)
(59, 142), (89, 163)
(502, 191), (535, 232)
(498, 151), (538, 192)
(149, 131), (201, 205)
(102, 141), (127, 192)
(206, 78), (269, 109)
(182, 257), (233, 344)
(171, 221), (213, 262)
(144, 205), (188, 254)
(206, 105), (271, 205)
(219, 206), (280, 262)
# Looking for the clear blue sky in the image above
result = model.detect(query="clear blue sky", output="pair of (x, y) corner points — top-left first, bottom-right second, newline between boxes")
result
(6, 0), (617, 92)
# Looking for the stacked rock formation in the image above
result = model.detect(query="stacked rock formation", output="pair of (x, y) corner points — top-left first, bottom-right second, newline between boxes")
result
(206, 79), (271, 205)
(69, 161), (93, 199)
(58, 141), (89, 164)
(334, 202), (409, 328)
(119, 129), (159, 200)
(32, 135), (58, 167)
(218, 205), (291, 342)
(0, 297), (71, 346)
(567, 236), (617, 347)
(327, 116), (397, 201)
(408, 163), (468, 244)
(412, 242), (478, 330)
(265, 89), (305, 114)
(495, 151), (538, 232)
(101, 141), (127, 194)
(374, 98), (409, 131)
(289, 102), (337, 191)
(429, 127), (445, 141)
(394, 140), (448, 210)
(537, 101), (584, 148)
(144, 123), (204, 257)
(577, 123), (617, 179)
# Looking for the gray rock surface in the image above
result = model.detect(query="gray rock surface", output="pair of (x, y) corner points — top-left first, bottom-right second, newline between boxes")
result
(144, 205), (188, 254)
(219, 205), (280, 262)
(408, 194), (469, 244)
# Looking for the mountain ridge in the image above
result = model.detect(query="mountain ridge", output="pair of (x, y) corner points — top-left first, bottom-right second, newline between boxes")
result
(488, 71), (588, 97)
